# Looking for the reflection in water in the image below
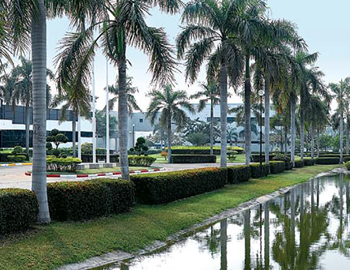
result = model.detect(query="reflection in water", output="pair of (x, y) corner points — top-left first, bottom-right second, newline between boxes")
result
(103, 174), (350, 270)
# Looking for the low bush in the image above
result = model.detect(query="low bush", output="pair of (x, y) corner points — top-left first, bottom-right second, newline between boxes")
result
(47, 179), (135, 221)
(0, 189), (38, 234)
(272, 153), (291, 162)
(294, 160), (304, 168)
(0, 153), (29, 162)
(303, 158), (315, 166)
(167, 146), (244, 155)
(285, 161), (293, 170)
(128, 156), (156, 166)
(131, 168), (227, 204)
(251, 154), (276, 163)
(249, 163), (270, 178)
(315, 157), (340, 165)
(46, 157), (82, 172)
(170, 154), (216, 163)
(12, 146), (24, 155)
(269, 161), (285, 174)
(7, 155), (27, 163)
(227, 165), (251, 184)
(345, 161), (350, 170)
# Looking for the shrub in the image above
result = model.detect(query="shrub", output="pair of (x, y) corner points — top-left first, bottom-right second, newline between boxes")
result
(7, 155), (26, 162)
(47, 180), (135, 221)
(167, 146), (244, 155)
(0, 153), (29, 162)
(0, 189), (38, 234)
(131, 168), (227, 204)
(273, 153), (291, 162)
(128, 156), (156, 166)
(315, 157), (340, 165)
(269, 161), (285, 174)
(47, 157), (82, 172)
(12, 146), (24, 155)
(251, 154), (276, 163)
(227, 165), (251, 184)
(294, 160), (304, 168)
(161, 151), (168, 160)
(303, 158), (315, 166)
(170, 154), (216, 163)
(250, 163), (270, 178)
(52, 149), (61, 158)
(285, 161), (293, 170)
(345, 161), (350, 170)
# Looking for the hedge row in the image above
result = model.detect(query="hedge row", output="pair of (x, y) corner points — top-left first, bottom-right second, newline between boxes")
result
(170, 154), (217, 164)
(269, 161), (286, 174)
(250, 163), (270, 178)
(315, 157), (340, 165)
(227, 165), (251, 184)
(0, 153), (29, 162)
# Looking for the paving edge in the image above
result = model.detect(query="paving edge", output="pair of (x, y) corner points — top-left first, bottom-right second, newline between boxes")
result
(25, 168), (165, 178)
(0, 163), (32, 167)
(57, 168), (342, 270)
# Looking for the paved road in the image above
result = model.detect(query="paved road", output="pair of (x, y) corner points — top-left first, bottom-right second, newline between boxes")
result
(0, 162), (244, 190)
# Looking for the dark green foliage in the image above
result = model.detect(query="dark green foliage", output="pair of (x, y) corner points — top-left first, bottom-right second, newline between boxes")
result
(315, 157), (340, 165)
(128, 156), (156, 166)
(47, 129), (68, 149)
(251, 154), (276, 162)
(81, 154), (119, 163)
(46, 142), (53, 151)
(46, 157), (82, 172)
(0, 153), (29, 162)
(170, 154), (217, 163)
(227, 165), (251, 184)
(249, 163), (270, 178)
(272, 153), (291, 162)
(52, 149), (61, 158)
(269, 161), (286, 174)
(285, 162), (293, 170)
(294, 160), (304, 168)
(171, 149), (221, 155)
(130, 168), (227, 204)
(12, 146), (24, 155)
(345, 161), (350, 170)
(47, 180), (135, 221)
(0, 189), (38, 234)
(7, 155), (27, 162)
(130, 137), (149, 156)
(303, 158), (315, 166)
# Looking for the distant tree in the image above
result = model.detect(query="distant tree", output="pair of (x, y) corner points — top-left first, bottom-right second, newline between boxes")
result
(130, 137), (149, 156)
(186, 132), (209, 146)
(46, 129), (68, 149)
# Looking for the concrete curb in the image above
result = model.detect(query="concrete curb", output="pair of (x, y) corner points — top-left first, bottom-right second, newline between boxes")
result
(0, 162), (32, 167)
(25, 168), (165, 178)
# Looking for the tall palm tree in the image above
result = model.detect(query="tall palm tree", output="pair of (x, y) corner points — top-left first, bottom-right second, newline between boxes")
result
(329, 78), (350, 164)
(146, 85), (195, 163)
(56, 0), (180, 180)
(176, 0), (246, 168)
(190, 81), (220, 155)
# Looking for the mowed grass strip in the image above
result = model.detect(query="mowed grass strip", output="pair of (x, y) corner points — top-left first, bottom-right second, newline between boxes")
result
(0, 164), (341, 270)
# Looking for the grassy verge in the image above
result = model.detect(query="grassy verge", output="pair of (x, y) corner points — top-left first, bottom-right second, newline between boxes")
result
(0, 164), (341, 270)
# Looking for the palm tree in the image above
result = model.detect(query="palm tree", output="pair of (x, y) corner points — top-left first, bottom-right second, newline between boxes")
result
(52, 83), (91, 158)
(329, 78), (350, 164)
(190, 81), (220, 155)
(56, 0), (180, 180)
(176, 0), (246, 168)
(146, 85), (195, 163)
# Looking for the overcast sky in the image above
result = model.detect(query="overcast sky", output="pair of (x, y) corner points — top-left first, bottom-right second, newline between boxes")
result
(45, 0), (350, 111)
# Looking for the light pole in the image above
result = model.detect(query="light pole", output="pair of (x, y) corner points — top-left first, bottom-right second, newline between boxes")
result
(92, 59), (97, 164)
(258, 89), (265, 176)
(132, 124), (135, 148)
(106, 59), (110, 163)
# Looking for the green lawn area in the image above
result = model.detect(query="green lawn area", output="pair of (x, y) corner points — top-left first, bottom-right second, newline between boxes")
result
(151, 153), (246, 164)
(0, 164), (341, 270)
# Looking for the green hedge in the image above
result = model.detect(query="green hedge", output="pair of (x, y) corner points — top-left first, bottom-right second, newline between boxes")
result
(249, 163), (270, 178)
(130, 168), (227, 204)
(167, 146), (244, 155)
(0, 189), (38, 234)
(315, 157), (340, 165)
(269, 161), (286, 174)
(345, 161), (350, 170)
(294, 160), (304, 168)
(128, 156), (156, 166)
(251, 154), (276, 163)
(285, 161), (293, 170)
(47, 180), (135, 221)
(47, 157), (82, 172)
(227, 165), (251, 184)
(0, 153), (29, 162)
(81, 154), (119, 163)
(170, 154), (216, 164)
(303, 158), (315, 166)
(7, 155), (27, 162)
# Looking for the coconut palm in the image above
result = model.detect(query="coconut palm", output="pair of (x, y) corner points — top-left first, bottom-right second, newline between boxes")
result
(190, 81), (220, 155)
(56, 0), (180, 180)
(146, 85), (195, 163)
(176, 0), (246, 167)
(329, 78), (350, 164)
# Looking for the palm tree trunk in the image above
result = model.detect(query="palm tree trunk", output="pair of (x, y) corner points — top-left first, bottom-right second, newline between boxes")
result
(244, 55), (251, 165)
(290, 95), (296, 167)
(264, 79), (270, 163)
(210, 98), (214, 156)
(346, 122), (349, 155)
(220, 219), (228, 270)
(284, 125), (288, 154)
(118, 57), (130, 179)
(72, 111), (77, 158)
(220, 61), (228, 168)
(311, 122), (315, 159)
(316, 129), (320, 157)
(167, 115), (172, 163)
(340, 111), (344, 164)
(31, 0), (50, 223)
(300, 109), (305, 160)
(25, 99), (30, 157)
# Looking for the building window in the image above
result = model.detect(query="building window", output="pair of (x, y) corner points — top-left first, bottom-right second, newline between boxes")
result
(139, 119), (143, 123)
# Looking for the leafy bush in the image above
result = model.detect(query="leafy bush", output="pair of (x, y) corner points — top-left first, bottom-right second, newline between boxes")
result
(315, 157), (340, 165)
(227, 151), (237, 162)
(0, 189), (38, 234)
(250, 163), (270, 178)
(47, 179), (135, 221)
(285, 161), (293, 170)
(131, 168), (227, 204)
(273, 153), (291, 162)
(161, 151), (168, 160)
(7, 155), (27, 162)
(12, 146), (24, 155)
(251, 154), (276, 162)
(227, 165), (251, 184)
(129, 137), (149, 156)
(170, 154), (216, 163)
(269, 161), (286, 174)
(345, 161), (350, 170)
(294, 160), (304, 168)
(303, 158), (315, 166)
(46, 142), (53, 151)
(51, 149), (61, 158)
(47, 129), (68, 149)
(46, 157), (82, 172)
(0, 153), (29, 162)
(128, 156), (156, 166)
(81, 143), (107, 155)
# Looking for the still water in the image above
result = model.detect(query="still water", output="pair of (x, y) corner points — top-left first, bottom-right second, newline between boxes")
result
(105, 174), (350, 270)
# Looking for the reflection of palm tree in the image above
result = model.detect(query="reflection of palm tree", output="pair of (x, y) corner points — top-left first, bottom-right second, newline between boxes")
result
(193, 225), (221, 257)
(220, 220), (228, 270)
(244, 210), (251, 270)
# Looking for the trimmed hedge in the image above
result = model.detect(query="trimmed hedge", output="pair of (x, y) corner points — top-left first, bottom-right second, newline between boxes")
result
(285, 161), (293, 170)
(294, 160), (304, 168)
(128, 156), (156, 166)
(303, 158), (315, 166)
(170, 154), (216, 164)
(315, 157), (340, 165)
(0, 153), (29, 162)
(269, 161), (286, 174)
(0, 189), (38, 234)
(7, 155), (27, 162)
(251, 154), (276, 163)
(130, 168), (227, 204)
(167, 146), (244, 155)
(227, 165), (251, 184)
(47, 180), (135, 221)
(47, 157), (82, 172)
(250, 163), (270, 178)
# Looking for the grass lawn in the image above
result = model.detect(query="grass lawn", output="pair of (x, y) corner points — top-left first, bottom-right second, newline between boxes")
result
(0, 164), (341, 270)
(151, 153), (246, 164)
